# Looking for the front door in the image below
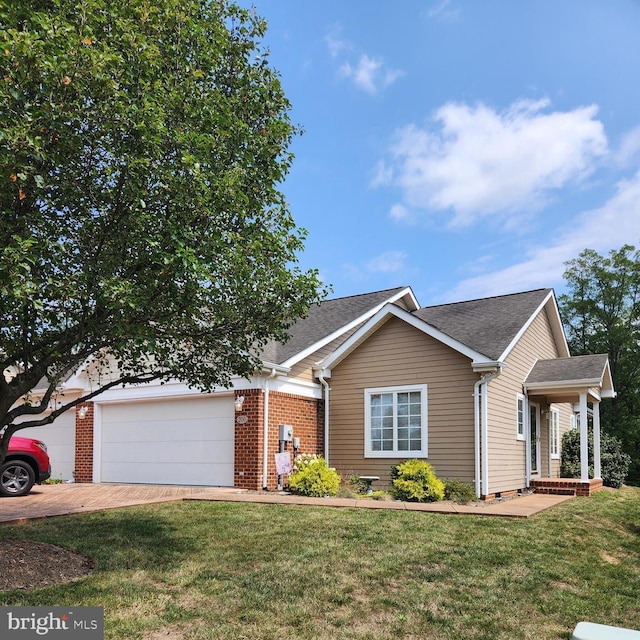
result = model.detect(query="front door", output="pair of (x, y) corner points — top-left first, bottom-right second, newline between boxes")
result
(529, 403), (540, 476)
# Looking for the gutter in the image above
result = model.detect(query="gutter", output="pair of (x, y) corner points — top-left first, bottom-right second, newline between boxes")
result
(317, 369), (331, 462)
(473, 364), (503, 499)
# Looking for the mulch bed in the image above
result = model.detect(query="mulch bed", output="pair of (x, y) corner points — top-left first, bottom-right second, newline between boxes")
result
(0, 539), (94, 591)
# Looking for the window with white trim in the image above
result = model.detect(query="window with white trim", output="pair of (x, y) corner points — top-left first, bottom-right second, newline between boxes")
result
(550, 407), (560, 459)
(516, 394), (525, 441)
(365, 385), (427, 457)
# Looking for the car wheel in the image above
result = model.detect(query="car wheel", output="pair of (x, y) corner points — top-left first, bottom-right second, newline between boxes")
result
(0, 460), (36, 497)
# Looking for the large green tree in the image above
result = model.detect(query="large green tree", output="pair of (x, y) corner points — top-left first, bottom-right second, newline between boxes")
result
(0, 0), (324, 461)
(558, 244), (640, 484)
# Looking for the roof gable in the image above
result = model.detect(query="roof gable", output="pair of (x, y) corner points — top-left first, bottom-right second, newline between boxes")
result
(414, 288), (568, 361)
(260, 286), (419, 367)
(524, 354), (615, 398)
(318, 303), (495, 372)
(317, 288), (571, 373)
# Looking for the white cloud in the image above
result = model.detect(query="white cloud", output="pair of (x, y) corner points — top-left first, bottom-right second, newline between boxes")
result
(426, 0), (460, 21)
(339, 54), (403, 95)
(616, 125), (640, 167)
(444, 170), (640, 302)
(389, 203), (410, 221)
(325, 29), (350, 59)
(326, 28), (403, 95)
(380, 99), (608, 227)
(367, 251), (407, 274)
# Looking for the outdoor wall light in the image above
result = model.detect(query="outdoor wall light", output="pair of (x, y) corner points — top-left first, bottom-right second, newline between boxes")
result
(234, 395), (245, 412)
(78, 406), (89, 419)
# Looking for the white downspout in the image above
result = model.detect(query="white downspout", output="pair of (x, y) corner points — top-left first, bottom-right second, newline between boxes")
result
(262, 368), (277, 489)
(474, 378), (482, 498)
(474, 367), (502, 499)
(318, 369), (330, 462)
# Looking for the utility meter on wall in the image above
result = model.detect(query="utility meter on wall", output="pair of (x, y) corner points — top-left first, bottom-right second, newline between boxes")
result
(278, 424), (293, 441)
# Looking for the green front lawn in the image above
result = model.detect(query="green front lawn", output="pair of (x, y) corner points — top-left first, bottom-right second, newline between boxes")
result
(1, 487), (640, 640)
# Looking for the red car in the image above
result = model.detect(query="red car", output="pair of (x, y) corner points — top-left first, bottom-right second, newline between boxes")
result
(0, 436), (51, 497)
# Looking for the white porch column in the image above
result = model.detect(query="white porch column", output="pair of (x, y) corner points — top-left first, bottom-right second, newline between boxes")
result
(593, 400), (601, 480)
(579, 391), (589, 482)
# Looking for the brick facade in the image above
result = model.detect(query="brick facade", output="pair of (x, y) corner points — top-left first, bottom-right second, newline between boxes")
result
(74, 403), (94, 483)
(233, 389), (265, 490)
(234, 389), (324, 490)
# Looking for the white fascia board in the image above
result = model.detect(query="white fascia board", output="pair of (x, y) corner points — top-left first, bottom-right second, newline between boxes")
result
(270, 377), (322, 399)
(523, 378), (604, 392)
(547, 293), (571, 357)
(319, 303), (492, 370)
(601, 359), (615, 395)
(94, 376), (260, 404)
(280, 286), (419, 369)
(498, 290), (570, 361)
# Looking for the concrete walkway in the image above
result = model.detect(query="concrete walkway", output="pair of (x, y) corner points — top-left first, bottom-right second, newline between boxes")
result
(0, 483), (574, 524)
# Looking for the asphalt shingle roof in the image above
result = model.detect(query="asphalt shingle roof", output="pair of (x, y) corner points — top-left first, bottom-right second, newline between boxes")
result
(413, 288), (553, 360)
(261, 287), (410, 365)
(525, 354), (610, 384)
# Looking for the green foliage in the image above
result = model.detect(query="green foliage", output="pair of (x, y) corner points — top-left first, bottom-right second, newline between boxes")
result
(347, 474), (369, 495)
(390, 459), (445, 502)
(0, 0), (325, 451)
(288, 455), (341, 498)
(561, 428), (632, 488)
(443, 478), (476, 504)
(559, 245), (640, 484)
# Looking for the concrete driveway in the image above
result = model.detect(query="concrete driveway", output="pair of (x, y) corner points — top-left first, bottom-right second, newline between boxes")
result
(0, 483), (574, 524)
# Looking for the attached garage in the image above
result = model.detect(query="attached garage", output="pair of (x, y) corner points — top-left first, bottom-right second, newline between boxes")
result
(95, 396), (234, 486)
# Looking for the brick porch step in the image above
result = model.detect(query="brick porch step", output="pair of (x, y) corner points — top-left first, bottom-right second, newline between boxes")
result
(532, 486), (577, 496)
(530, 478), (603, 497)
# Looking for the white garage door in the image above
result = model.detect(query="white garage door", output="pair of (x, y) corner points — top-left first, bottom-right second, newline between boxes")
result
(17, 409), (76, 482)
(98, 396), (234, 486)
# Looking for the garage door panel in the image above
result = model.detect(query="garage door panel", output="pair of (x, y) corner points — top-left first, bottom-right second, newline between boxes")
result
(101, 461), (233, 486)
(99, 397), (234, 486)
(102, 418), (231, 444)
(101, 440), (234, 465)
(104, 401), (232, 422)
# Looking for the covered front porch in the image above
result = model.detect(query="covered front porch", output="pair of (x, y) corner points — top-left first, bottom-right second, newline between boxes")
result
(523, 354), (615, 494)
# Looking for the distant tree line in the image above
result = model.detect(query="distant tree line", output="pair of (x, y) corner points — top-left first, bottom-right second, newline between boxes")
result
(559, 244), (640, 485)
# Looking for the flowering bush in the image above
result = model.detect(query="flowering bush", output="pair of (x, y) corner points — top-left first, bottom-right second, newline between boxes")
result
(288, 454), (341, 497)
(390, 459), (444, 502)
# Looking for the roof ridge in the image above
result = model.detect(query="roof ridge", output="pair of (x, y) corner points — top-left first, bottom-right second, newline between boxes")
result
(322, 286), (409, 304)
(420, 287), (552, 310)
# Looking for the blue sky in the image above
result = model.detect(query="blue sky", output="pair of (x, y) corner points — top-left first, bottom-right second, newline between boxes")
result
(242, 0), (640, 306)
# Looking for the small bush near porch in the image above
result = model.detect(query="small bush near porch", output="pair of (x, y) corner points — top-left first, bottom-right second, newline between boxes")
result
(561, 429), (631, 488)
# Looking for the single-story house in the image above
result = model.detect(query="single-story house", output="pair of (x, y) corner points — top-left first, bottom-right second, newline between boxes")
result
(21, 286), (614, 499)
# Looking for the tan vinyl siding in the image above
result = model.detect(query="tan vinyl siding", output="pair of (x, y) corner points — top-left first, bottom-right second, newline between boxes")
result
(329, 317), (478, 487)
(486, 305), (563, 493)
(287, 303), (414, 384)
(287, 332), (361, 383)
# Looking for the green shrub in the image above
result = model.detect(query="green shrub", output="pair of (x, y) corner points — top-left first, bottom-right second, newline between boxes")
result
(390, 459), (445, 502)
(288, 454), (341, 497)
(444, 478), (476, 504)
(561, 428), (631, 488)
